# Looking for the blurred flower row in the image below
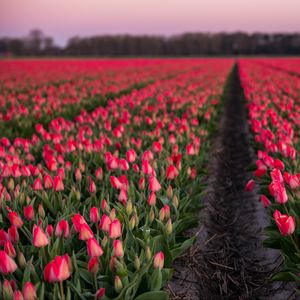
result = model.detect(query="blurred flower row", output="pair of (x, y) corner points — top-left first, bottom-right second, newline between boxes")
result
(0, 59), (233, 299)
(240, 60), (300, 284)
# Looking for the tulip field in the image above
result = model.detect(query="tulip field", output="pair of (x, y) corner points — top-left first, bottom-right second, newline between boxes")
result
(0, 58), (299, 299)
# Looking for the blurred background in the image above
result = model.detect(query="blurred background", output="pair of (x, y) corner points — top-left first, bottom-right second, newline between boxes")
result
(1, 0), (300, 57)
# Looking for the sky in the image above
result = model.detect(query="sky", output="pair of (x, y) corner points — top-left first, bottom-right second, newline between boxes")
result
(1, 0), (300, 46)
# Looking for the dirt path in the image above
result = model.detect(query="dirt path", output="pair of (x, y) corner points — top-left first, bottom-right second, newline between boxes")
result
(167, 63), (296, 300)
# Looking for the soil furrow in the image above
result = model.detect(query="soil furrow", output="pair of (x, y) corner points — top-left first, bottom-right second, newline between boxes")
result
(167, 63), (296, 299)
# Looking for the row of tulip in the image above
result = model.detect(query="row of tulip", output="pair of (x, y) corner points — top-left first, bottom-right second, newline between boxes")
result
(0, 59), (206, 138)
(239, 59), (300, 286)
(0, 59), (233, 299)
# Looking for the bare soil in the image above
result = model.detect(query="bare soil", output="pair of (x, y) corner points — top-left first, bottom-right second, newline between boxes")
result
(166, 64), (297, 300)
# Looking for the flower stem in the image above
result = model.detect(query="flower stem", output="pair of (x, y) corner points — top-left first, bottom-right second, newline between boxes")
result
(59, 281), (65, 300)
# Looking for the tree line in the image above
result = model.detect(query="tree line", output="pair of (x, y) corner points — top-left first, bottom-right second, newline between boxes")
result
(1, 29), (300, 56)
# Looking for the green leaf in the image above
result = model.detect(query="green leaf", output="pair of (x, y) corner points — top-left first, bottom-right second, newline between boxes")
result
(149, 269), (162, 291)
(22, 257), (33, 288)
(134, 291), (169, 300)
(271, 271), (294, 282)
(171, 236), (196, 259)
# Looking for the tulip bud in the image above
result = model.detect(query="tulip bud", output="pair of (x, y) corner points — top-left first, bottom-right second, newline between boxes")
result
(110, 208), (116, 221)
(114, 276), (123, 293)
(3, 279), (14, 299)
(74, 168), (82, 182)
(164, 205), (170, 219)
(166, 185), (173, 199)
(8, 178), (14, 192)
(134, 256), (140, 270)
(159, 208), (165, 221)
(134, 213), (139, 228)
(166, 219), (173, 235)
(101, 236), (108, 248)
(126, 200), (133, 215)
(145, 246), (152, 262)
(109, 256), (116, 272)
(19, 193), (25, 205)
(101, 199), (108, 212)
(149, 208), (155, 223)
(172, 195), (179, 208)
(18, 252), (26, 268)
(153, 251), (164, 270)
(129, 216), (135, 230)
(38, 204), (45, 219)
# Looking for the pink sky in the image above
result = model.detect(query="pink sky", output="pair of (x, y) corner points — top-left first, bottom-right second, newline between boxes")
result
(1, 0), (300, 45)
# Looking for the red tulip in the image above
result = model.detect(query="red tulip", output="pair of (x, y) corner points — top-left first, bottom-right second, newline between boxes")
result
(99, 214), (111, 232)
(33, 178), (43, 191)
(166, 165), (179, 180)
(0, 250), (17, 274)
(260, 195), (271, 207)
(274, 184), (288, 204)
(55, 220), (70, 238)
(33, 225), (49, 247)
(71, 213), (88, 232)
(8, 226), (19, 243)
(43, 174), (53, 189)
(46, 224), (54, 236)
(24, 205), (35, 221)
(23, 282), (37, 300)
(148, 192), (156, 206)
(273, 210), (295, 236)
(0, 229), (9, 245)
(4, 240), (16, 257)
(88, 178), (96, 194)
(90, 207), (100, 223)
(88, 257), (99, 274)
(44, 254), (71, 282)
(96, 287), (106, 299)
(149, 176), (161, 192)
(110, 176), (123, 189)
(13, 290), (24, 300)
(53, 176), (64, 191)
(8, 211), (24, 228)
(113, 240), (124, 258)
(244, 179), (255, 192)
(126, 149), (136, 162)
(109, 219), (122, 239)
(79, 223), (94, 241)
(95, 168), (103, 180)
(118, 188), (128, 205)
(87, 238), (104, 257)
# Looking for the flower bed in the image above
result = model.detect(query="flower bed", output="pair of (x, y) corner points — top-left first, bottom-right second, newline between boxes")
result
(0, 59), (233, 299)
(239, 59), (300, 285)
